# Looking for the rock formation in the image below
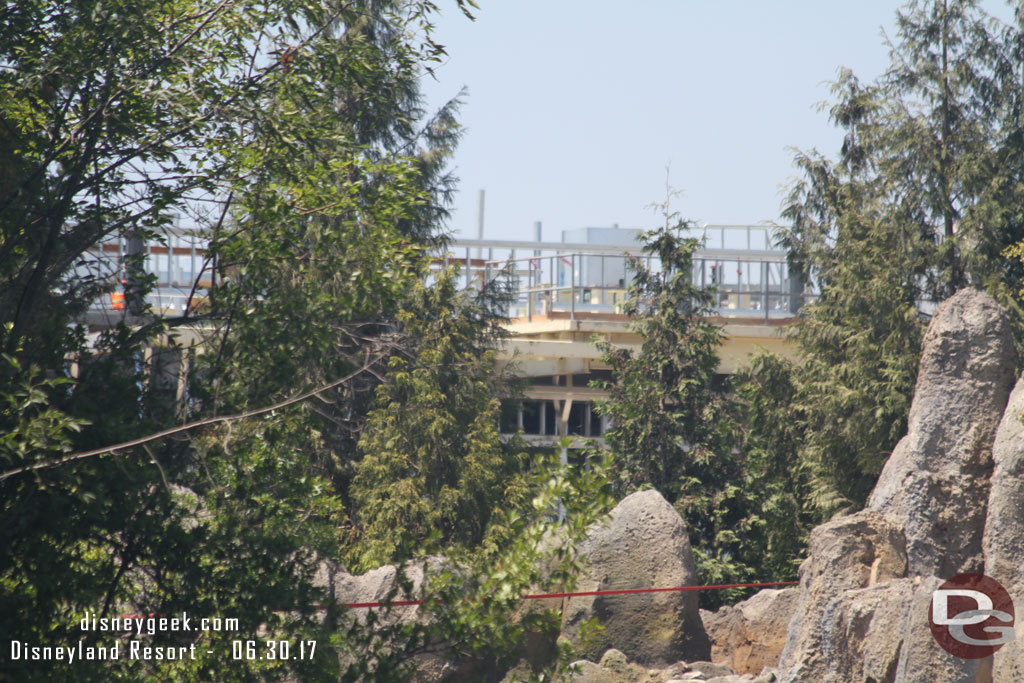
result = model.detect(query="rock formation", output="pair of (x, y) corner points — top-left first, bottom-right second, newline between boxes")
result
(561, 489), (711, 666)
(778, 288), (1017, 683)
(868, 288), (1015, 578)
(983, 376), (1024, 681)
(700, 587), (798, 675)
(776, 509), (908, 680)
(314, 558), (429, 625)
(557, 649), (773, 683)
(314, 558), (483, 682)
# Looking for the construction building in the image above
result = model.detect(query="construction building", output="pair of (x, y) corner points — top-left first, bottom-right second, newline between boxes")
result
(78, 222), (809, 441)
(445, 224), (808, 447)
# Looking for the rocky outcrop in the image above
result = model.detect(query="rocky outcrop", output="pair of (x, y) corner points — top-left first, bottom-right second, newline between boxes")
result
(561, 489), (710, 666)
(701, 588), (798, 676)
(868, 288), (1015, 578)
(557, 649), (768, 683)
(776, 509), (907, 680)
(314, 559), (486, 682)
(314, 558), (429, 625)
(888, 576), (991, 683)
(816, 578), (914, 682)
(983, 376), (1024, 681)
(778, 288), (1017, 683)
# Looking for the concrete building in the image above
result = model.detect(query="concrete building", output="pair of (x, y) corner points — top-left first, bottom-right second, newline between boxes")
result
(444, 224), (808, 447)
(79, 222), (808, 439)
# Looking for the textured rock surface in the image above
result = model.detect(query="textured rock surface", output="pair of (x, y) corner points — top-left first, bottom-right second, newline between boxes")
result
(890, 576), (990, 683)
(701, 588), (798, 675)
(562, 489), (710, 666)
(314, 559), (486, 682)
(777, 509), (907, 681)
(868, 288), (1015, 577)
(313, 559), (427, 624)
(558, 653), (765, 683)
(984, 376), (1024, 681)
(780, 575), (985, 683)
(815, 578), (914, 682)
(778, 289), (1016, 683)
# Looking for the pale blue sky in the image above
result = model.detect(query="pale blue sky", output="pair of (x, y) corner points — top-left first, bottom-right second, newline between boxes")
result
(420, 1), (1015, 242)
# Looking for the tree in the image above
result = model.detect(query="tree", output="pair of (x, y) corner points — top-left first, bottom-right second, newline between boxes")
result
(732, 352), (816, 582)
(349, 268), (531, 570)
(594, 219), (759, 607)
(1, 0), (618, 677)
(0, 0), (540, 679)
(777, 0), (1024, 513)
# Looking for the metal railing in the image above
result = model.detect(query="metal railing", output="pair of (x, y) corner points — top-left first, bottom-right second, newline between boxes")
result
(80, 224), (814, 327)
(444, 227), (814, 324)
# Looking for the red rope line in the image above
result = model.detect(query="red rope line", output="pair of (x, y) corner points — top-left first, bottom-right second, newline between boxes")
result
(326, 580), (799, 610)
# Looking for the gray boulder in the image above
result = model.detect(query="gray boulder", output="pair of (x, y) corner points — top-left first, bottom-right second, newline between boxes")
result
(868, 288), (1016, 577)
(785, 575), (986, 683)
(984, 376), (1024, 681)
(815, 578), (914, 682)
(561, 489), (710, 666)
(314, 559), (487, 682)
(313, 559), (428, 625)
(888, 576), (991, 683)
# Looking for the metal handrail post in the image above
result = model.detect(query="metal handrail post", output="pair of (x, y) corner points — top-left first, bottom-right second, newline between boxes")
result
(762, 261), (769, 324)
(570, 254), (576, 322)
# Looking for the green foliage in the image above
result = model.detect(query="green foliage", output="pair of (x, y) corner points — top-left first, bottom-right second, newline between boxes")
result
(335, 447), (613, 681)
(350, 269), (530, 569)
(732, 352), (816, 581)
(780, 182), (927, 511)
(0, 0), (603, 679)
(1, 0), (615, 677)
(778, 0), (1024, 514)
(594, 223), (730, 500)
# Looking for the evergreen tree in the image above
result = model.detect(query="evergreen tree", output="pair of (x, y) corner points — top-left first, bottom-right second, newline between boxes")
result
(778, 0), (1024, 513)
(349, 269), (530, 569)
(1, 1), (610, 679)
(732, 352), (816, 582)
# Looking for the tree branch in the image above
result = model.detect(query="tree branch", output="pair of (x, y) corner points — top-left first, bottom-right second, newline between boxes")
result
(0, 353), (386, 482)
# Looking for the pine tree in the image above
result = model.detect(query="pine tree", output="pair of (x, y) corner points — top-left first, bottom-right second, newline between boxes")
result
(778, 0), (1024, 513)
(349, 269), (529, 569)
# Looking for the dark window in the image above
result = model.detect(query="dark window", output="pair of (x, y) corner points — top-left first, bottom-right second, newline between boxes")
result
(521, 401), (541, 434)
(567, 401), (586, 436)
(589, 402), (603, 436)
(500, 400), (519, 433)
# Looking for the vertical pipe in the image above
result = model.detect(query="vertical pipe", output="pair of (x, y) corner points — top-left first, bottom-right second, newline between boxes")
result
(763, 261), (769, 323)
(533, 221), (542, 321)
(570, 254), (576, 321)
(716, 261), (722, 310)
(476, 189), (485, 260)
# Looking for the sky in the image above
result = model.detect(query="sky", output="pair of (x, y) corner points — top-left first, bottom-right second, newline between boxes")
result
(419, 1), (1016, 243)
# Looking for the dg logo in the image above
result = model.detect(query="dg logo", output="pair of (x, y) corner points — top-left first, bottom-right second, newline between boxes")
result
(929, 573), (1015, 659)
